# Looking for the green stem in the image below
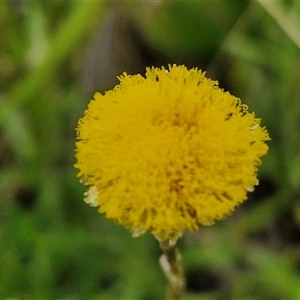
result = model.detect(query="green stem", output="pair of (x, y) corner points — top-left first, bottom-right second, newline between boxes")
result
(159, 241), (186, 300)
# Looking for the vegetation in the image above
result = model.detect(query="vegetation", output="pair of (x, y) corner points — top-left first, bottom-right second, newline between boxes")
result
(1, 1), (300, 299)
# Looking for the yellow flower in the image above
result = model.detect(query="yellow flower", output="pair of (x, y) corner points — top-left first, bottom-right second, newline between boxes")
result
(74, 65), (269, 241)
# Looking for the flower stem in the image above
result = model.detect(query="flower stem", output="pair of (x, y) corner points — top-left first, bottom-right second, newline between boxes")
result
(159, 241), (186, 300)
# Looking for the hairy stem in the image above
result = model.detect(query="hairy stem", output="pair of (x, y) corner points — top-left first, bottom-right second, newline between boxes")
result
(159, 241), (186, 300)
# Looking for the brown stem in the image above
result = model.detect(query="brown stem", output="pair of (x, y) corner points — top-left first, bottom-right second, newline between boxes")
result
(159, 240), (186, 300)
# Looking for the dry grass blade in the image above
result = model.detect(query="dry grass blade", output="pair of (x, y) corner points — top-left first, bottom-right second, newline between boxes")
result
(256, 0), (300, 49)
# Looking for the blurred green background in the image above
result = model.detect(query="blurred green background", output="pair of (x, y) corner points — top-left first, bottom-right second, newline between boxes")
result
(1, 1), (300, 299)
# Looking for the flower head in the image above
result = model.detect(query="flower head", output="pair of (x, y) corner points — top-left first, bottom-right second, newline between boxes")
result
(75, 65), (269, 241)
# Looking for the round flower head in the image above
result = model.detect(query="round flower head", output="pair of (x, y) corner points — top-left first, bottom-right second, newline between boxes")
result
(75, 65), (269, 242)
